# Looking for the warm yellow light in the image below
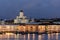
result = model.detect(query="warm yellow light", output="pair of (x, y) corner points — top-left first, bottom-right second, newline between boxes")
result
(0, 27), (1, 29)
(7, 26), (10, 29)
(6, 33), (14, 35)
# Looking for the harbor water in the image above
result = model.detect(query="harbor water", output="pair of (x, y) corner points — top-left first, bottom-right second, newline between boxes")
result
(0, 33), (60, 40)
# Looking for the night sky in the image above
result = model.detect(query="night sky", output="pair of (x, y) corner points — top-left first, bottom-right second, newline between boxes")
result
(0, 0), (60, 19)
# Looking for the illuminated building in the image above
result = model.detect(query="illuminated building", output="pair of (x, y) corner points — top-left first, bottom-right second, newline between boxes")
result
(14, 10), (30, 23)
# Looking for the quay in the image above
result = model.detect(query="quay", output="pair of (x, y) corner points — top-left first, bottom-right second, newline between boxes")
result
(0, 24), (60, 34)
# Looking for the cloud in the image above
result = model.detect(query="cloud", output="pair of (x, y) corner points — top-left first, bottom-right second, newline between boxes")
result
(0, 0), (60, 19)
(49, 0), (60, 7)
(21, 0), (60, 9)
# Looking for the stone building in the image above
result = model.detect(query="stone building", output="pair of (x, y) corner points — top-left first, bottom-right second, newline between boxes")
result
(14, 10), (30, 23)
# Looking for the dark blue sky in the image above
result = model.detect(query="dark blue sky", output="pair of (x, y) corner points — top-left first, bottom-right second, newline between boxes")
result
(0, 0), (60, 19)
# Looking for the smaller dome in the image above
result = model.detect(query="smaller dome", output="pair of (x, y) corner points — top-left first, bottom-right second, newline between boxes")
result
(20, 10), (23, 12)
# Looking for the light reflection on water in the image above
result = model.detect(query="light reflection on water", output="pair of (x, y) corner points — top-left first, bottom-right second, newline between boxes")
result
(0, 33), (60, 40)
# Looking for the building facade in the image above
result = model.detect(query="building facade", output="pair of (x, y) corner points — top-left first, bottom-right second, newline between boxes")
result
(14, 10), (30, 23)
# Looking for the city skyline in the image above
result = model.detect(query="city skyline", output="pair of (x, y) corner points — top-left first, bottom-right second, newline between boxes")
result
(0, 0), (60, 19)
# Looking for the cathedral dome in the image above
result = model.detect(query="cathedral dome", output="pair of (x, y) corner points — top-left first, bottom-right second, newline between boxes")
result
(20, 10), (23, 12)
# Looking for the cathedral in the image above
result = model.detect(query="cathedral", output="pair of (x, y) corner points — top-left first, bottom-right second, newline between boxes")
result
(14, 10), (33, 23)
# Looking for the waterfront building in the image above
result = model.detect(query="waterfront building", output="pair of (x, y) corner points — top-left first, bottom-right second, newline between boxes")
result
(0, 19), (5, 24)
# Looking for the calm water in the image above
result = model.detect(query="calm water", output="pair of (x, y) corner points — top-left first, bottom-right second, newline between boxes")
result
(0, 33), (60, 40)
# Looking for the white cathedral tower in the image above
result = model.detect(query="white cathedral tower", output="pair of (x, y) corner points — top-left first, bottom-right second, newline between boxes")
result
(14, 10), (29, 23)
(19, 10), (24, 18)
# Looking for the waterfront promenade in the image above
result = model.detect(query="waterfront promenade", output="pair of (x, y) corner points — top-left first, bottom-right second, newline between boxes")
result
(0, 24), (60, 34)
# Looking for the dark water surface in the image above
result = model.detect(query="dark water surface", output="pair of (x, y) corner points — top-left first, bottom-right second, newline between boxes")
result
(0, 33), (60, 40)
